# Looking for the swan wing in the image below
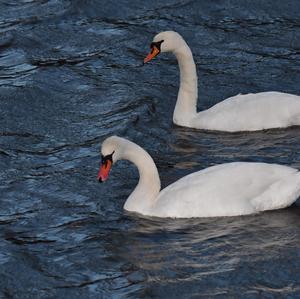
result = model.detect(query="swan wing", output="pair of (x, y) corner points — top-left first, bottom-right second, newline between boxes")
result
(194, 92), (300, 131)
(152, 162), (300, 218)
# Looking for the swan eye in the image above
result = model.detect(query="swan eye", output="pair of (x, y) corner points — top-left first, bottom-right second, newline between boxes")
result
(150, 40), (164, 51)
(144, 40), (164, 63)
(98, 151), (114, 183)
(101, 151), (115, 166)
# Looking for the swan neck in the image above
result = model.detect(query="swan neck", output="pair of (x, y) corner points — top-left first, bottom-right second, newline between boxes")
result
(122, 142), (161, 213)
(173, 43), (198, 126)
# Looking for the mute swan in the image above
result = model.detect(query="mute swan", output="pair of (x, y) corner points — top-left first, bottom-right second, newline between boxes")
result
(144, 31), (300, 132)
(97, 136), (300, 218)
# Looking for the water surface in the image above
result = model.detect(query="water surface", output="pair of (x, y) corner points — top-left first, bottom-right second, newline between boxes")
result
(1, 1), (300, 298)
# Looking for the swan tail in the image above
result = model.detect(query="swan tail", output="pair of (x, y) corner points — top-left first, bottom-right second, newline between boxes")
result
(251, 172), (300, 212)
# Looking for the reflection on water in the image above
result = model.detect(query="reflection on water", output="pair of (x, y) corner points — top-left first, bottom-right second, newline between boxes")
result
(0, 0), (300, 298)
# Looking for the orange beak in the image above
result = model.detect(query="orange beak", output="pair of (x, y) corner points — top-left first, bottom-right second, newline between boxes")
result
(144, 45), (160, 64)
(97, 160), (112, 183)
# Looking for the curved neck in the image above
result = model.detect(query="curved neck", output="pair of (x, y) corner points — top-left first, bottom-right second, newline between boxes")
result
(173, 42), (198, 126)
(121, 141), (161, 213)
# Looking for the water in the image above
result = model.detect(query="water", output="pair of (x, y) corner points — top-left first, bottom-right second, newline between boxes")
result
(1, 0), (300, 298)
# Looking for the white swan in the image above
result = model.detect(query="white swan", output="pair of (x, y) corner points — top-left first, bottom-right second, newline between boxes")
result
(97, 136), (300, 218)
(144, 31), (300, 132)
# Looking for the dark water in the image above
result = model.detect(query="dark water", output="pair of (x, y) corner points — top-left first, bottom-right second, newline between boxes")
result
(1, 0), (300, 298)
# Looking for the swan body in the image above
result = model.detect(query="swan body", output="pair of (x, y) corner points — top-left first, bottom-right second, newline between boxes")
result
(98, 136), (300, 218)
(144, 31), (300, 132)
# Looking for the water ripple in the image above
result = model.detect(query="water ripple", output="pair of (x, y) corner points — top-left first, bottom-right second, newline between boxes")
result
(0, 1), (300, 298)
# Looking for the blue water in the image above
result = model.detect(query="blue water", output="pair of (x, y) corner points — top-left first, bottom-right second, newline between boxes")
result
(0, 0), (300, 298)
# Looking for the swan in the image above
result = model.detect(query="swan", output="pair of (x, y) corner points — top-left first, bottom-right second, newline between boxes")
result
(143, 31), (300, 132)
(97, 136), (300, 218)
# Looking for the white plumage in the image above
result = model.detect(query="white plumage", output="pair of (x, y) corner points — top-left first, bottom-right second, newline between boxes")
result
(100, 136), (300, 218)
(145, 31), (300, 132)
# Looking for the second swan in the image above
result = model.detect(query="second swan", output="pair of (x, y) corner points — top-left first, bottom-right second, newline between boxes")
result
(144, 31), (300, 132)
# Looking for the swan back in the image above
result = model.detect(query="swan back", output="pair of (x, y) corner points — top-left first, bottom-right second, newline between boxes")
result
(151, 162), (300, 218)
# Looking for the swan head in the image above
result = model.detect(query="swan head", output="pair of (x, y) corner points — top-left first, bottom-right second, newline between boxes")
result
(97, 136), (124, 183)
(144, 31), (184, 63)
